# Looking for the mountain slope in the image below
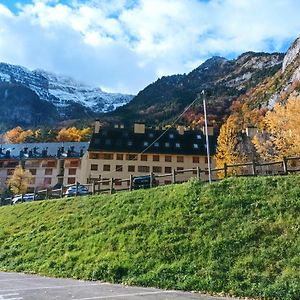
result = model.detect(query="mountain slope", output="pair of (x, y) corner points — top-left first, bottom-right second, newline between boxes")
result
(110, 52), (283, 125)
(0, 63), (134, 128)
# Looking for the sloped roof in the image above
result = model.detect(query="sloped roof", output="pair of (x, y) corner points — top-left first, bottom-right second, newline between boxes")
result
(88, 127), (217, 156)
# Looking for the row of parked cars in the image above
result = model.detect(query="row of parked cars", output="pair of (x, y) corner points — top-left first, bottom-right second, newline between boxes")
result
(11, 175), (158, 204)
(12, 185), (90, 204)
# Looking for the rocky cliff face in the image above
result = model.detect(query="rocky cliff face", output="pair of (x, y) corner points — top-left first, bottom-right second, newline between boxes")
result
(0, 63), (134, 128)
(282, 37), (300, 72)
(110, 52), (283, 125)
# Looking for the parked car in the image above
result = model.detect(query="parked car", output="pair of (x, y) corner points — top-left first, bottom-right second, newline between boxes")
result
(12, 193), (43, 204)
(132, 175), (158, 190)
(64, 185), (89, 197)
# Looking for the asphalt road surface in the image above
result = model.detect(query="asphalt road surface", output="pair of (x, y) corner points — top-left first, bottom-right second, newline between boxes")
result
(0, 272), (237, 300)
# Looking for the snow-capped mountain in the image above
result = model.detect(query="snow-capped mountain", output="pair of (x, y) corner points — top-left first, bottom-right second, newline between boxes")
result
(0, 62), (134, 117)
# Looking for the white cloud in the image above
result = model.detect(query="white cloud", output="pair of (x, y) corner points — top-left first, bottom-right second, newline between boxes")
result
(0, 0), (300, 94)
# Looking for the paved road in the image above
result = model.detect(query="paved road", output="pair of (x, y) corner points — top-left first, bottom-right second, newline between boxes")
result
(0, 272), (237, 300)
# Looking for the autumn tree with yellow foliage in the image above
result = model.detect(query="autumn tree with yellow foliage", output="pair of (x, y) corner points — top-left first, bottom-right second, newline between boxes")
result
(8, 166), (32, 195)
(56, 127), (91, 142)
(253, 95), (300, 160)
(215, 115), (247, 177)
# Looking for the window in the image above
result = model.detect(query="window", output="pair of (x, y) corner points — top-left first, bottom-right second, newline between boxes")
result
(153, 166), (162, 173)
(193, 156), (200, 163)
(126, 154), (137, 161)
(205, 157), (211, 163)
(154, 142), (159, 147)
(115, 179), (122, 186)
(290, 160), (297, 167)
(68, 168), (76, 175)
(149, 133), (154, 138)
(196, 134), (202, 139)
(138, 166), (150, 173)
(29, 169), (37, 175)
(153, 155), (159, 162)
(141, 154), (147, 161)
(91, 164), (98, 171)
(7, 169), (14, 176)
(46, 161), (56, 167)
(45, 168), (53, 175)
(105, 139), (111, 145)
(103, 165), (110, 171)
(30, 178), (36, 185)
(165, 155), (172, 162)
(128, 140), (133, 146)
(175, 143), (181, 148)
(165, 167), (172, 173)
(193, 144), (199, 149)
(70, 160), (79, 167)
(128, 165), (135, 172)
(94, 138), (100, 144)
(89, 153), (99, 159)
(169, 133), (174, 138)
(116, 153), (123, 160)
(116, 165), (123, 172)
(165, 180), (172, 185)
(44, 178), (52, 185)
(67, 177), (76, 184)
(177, 167), (184, 171)
(165, 142), (170, 147)
(143, 141), (149, 146)
(177, 156), (184, 163)
(103, 153), (113, 160)
(102, 178), (109, 185)
(7, 162), (18, 168)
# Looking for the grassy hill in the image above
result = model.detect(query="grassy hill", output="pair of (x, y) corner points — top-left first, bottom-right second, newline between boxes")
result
(0, 176), (299, 299)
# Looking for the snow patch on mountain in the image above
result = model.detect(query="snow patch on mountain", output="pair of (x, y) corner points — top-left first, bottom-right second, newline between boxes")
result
(0, 62), (134, 114)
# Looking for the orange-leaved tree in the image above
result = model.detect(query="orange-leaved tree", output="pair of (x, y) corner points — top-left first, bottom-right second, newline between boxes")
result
(4, 127), (34, 143)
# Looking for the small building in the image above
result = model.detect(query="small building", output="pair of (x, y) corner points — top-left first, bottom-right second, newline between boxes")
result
(79, 123), (217, 188)
(0, 142), (88, 191)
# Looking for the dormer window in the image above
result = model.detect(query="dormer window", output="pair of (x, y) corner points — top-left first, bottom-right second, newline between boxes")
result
(193, 144), (199, 149)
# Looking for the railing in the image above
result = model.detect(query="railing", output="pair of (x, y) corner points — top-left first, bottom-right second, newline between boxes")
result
(1, 156), (299, 206)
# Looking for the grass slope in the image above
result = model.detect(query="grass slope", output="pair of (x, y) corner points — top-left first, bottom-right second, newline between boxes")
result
(0, 176), (299, 299)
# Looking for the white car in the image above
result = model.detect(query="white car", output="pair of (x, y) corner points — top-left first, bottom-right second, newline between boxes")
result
(64, 185), (89, 197)
(12, 193), (34, 204)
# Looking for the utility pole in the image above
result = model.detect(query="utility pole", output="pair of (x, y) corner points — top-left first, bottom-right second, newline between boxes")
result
(202, 90), (212, 184)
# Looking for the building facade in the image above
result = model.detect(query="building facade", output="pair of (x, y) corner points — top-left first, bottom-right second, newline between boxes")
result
(79, 123), (217, 188)
(0, 142), (88, 192)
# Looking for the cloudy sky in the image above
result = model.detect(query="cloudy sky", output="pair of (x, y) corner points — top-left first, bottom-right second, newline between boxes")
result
(0, 0), (300, 94)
